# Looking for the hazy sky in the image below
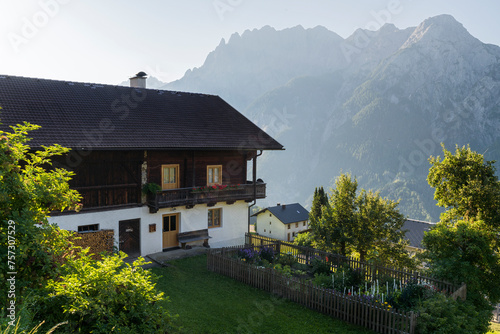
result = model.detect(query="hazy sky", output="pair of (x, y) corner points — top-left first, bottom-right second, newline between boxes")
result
(1, 0), (499, 85)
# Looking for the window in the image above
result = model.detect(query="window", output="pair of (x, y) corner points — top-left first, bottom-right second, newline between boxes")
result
(287, 233), (290, 241)
(295, 222), (299, 228)
(78, 224), (99, 232)
(269, 221), (271, 225)
(303, 221), (306, 226)
(163, 215), (177, 232)
(207, 165), (222, 185)
(162, 164), (179, 190)
(208, 208), (222, 228)
(287, 224), (290, 229)
(264, 229), (266, 232)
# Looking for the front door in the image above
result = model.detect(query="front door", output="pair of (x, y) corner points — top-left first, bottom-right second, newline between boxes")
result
(119, 219), (141, 257)
(163, 213), (179, 249)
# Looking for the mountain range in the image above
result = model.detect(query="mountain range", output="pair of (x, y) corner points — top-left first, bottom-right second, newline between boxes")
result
(140, 15), (500, 221)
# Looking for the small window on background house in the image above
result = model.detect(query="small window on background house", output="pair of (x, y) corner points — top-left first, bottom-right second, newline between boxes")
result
(78, 224), (99, 232)
(287, 224), (290, 229)
(295, 222), (299, 228)
(208, 208), (222, 228)
(269, 221), (271, 225)
(303, 221), (306, 226)
(264, 229), (266, 232)
(207, 165), (222, 185)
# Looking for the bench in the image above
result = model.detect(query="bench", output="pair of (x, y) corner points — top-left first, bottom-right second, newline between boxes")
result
(177, 229), (211, 249)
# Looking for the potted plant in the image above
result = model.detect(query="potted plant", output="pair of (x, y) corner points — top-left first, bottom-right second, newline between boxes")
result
(142, 182), (161, 202)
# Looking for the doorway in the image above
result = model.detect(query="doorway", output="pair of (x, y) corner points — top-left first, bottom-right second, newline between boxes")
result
(119, 219), (141, 257)
(163, 213), (179, 249)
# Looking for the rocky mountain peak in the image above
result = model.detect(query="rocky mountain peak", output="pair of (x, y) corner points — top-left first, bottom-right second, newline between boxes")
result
(402, 14), (478, 49)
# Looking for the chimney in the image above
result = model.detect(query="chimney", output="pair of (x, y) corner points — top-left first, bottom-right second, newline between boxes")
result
(277, 203), (281, 206)
(282, 204), (286, 209)
(129, 71), (147, 88)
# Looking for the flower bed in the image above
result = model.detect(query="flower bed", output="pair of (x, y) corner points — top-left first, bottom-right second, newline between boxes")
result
(208, 245), (419, 334)
(233, 246), (447, 313)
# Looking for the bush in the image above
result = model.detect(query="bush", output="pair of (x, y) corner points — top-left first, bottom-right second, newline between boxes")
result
(310, 256), (330, 276)
(277, 252), (296, 267)
(416, 293), (491, 334)
(258, 246), (276, 263)
(332, 265), (366, 292)
(31, 251), (175, 334)
(395, 280), (437, 311)
(313, 273), (332, 288)
(238, 248), (257, 263)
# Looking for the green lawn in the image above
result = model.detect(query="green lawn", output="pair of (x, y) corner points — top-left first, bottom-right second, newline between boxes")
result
(152, 255), (375, 334)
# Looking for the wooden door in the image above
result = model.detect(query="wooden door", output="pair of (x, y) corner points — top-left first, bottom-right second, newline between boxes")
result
(163, 213), (179, 249)
(119, 219), (141, 257)
(162, 164), (179, 190)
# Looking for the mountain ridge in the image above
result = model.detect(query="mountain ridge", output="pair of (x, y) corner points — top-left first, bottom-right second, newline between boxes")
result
(162, 15), (500, 221)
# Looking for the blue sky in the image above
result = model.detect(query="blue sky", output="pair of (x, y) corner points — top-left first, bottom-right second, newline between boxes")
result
(0, 0), (499, 85)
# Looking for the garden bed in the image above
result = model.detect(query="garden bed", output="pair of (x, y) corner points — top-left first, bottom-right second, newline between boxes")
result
(208, 240), (466, 334)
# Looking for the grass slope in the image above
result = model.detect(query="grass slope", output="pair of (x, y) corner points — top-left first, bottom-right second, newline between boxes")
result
(152, 255), (375, 334)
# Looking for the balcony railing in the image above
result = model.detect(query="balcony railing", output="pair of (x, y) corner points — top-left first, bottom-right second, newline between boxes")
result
(147, 182), (266, 213)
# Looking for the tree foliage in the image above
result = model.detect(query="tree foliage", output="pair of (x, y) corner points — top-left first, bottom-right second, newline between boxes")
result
(0, 122), (82, 305)
(423, 144), (500, 328)
(427, 144), (500, 228)
(311, 173), (412, 267)
(32, 251), (175, 334)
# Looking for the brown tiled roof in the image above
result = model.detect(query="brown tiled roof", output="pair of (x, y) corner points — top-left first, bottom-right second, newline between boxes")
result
(0, 75), (284, 151)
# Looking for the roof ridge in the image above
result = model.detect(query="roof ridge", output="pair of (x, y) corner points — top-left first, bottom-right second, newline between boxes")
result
(0, 74), (219, 98)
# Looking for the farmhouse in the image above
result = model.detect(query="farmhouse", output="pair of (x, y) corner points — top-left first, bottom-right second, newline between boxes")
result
(252, 203), (309, 241)
(0, 73), (283, 257)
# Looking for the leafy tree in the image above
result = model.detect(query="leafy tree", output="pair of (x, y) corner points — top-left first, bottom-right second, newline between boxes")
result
(427, 144), (500, 229)
(311, 174), (357, 256)
(354, 189), (411, 266)
(424, 144), (500, 306)
(423, 144), (500, 332)
(312, 173), (411, 266)
(0, 122), (81, 307)
(309, 186), (328, 225)
(293, 231), (314, 248)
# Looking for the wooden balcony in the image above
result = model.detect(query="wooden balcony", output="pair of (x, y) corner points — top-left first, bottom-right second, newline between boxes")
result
(148, 182), (266, 213)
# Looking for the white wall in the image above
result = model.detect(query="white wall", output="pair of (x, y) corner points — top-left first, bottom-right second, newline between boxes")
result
(255, 212), (309, 242)
(49, 200), (249, 256)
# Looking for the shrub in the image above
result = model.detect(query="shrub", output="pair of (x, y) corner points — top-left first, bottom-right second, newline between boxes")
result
(310, 256), (330, 276)
(277, 252), (296, 267)
(273, 264), (292, 278)
(31, 251), (175, 334)
(313, 273), (332, 288)
(331, 265), (366, 292)
(238, 248), (257, 263)
(258, 246), (276, 263)
(416, 293), (491, 334)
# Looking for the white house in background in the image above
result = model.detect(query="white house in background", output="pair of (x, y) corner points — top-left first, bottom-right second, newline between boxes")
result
(253, 203), (309, 242)
(0, 73), (283, 257)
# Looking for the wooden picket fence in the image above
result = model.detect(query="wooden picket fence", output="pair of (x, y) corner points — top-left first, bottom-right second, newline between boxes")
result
(207, 245), (418, 334)
(245, 233), (460, 295)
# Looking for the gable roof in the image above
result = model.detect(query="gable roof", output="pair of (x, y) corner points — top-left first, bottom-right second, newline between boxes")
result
(253, 203), (309, 224)
(402, 219), (436, 249)
(0, 75), (284, 151)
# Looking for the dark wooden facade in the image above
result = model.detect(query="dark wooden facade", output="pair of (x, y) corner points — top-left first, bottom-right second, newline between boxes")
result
(54, 149), (262, 213)
(147, 150), (250, 188)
